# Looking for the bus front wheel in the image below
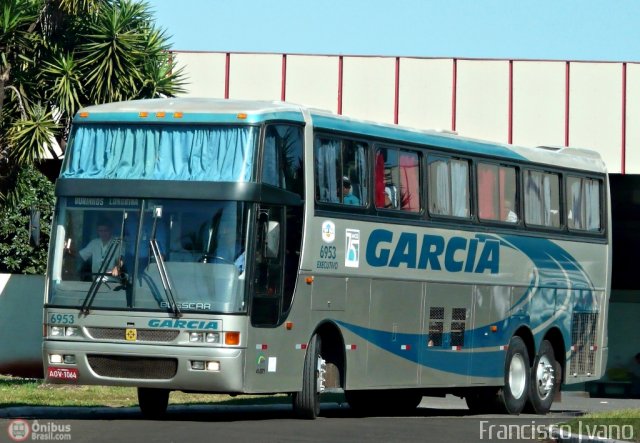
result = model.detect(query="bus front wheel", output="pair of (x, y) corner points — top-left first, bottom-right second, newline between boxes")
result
(496, 336), (530, 415)
(138, 387), (169, 419)
(292, 334), (323, 419)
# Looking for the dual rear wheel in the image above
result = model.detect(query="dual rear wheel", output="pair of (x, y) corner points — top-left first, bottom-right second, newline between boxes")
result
(465, 337), (558, 415)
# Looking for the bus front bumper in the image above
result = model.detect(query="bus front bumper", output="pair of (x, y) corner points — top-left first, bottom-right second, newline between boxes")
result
(43, 340), (245, 392)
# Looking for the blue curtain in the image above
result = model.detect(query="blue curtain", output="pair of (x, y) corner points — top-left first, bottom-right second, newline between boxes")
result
(315, 138), (340, 203)
(62, 125), (257, 181)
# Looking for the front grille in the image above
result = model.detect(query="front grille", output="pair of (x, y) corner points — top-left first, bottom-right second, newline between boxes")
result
(86, 327), (179, 342)
(87, 355), (178, 379)
(569, 312), (598, 376)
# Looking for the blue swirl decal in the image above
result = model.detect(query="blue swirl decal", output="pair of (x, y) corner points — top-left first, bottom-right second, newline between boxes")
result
(337, 234), (597, 378)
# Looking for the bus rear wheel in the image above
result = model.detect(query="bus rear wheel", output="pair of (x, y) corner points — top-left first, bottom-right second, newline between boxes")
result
(137, 387), (169, 419)
(526, 340), (558, 414)
(496, 336), (530, 415)
(292, 334), (323, 419)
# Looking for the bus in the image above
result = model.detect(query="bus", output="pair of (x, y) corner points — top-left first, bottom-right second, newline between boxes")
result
(43, 98), (610, 418)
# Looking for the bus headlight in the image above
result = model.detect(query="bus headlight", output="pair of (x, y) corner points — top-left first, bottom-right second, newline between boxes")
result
(189, 332), (203, 343)
(191, 360), (205, 370)
(50, 326), (64, 337)
(205, 332), (220, 344)
(65, 327), (81, 337)
(50, 326), (82, 337)
(49, 354), (63, 364)
(206, 361), (220, 372)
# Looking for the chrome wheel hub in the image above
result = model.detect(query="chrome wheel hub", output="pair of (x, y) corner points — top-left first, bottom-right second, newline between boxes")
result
(509, 353), (527, 399)
(316, 356), (326, 393)
(535, 356), (555, 399)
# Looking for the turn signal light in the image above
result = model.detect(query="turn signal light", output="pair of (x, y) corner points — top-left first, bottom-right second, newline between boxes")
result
(225, 331), (240, 345)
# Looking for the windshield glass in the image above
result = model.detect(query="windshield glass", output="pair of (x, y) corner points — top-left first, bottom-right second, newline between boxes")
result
(48, 198), (248, 314)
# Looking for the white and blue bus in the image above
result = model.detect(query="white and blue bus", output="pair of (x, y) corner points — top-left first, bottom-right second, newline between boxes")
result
(43, 98), (610, 418)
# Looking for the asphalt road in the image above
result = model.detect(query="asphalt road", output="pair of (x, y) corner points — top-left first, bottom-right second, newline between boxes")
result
(1, 393), (638, 443)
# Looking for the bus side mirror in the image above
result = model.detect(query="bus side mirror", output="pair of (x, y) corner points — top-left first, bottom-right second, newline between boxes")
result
(29, 207), (41, 247)
(265, 221), (280, 259)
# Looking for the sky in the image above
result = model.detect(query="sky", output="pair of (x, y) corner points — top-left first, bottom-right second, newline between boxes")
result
(152, 0), (640, 62)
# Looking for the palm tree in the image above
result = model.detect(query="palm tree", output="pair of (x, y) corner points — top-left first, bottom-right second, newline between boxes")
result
(0, 0), (186, 202)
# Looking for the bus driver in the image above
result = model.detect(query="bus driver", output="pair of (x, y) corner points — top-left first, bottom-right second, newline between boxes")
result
(77, 217), (121, 276)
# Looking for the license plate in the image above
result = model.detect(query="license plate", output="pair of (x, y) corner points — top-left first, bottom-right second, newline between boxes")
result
(48, 367), (79, 380)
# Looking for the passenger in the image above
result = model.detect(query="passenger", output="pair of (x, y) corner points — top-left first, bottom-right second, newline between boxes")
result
(384, 186), (394, 208)
(503, 199), (518, 223)
(342, 176), (360, 205)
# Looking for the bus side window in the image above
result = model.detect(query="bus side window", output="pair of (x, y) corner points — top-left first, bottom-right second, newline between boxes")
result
(341, 140), (367, 206)
(314, 136), (368, 207)
(315, 136), (341, 203)
(477, 163), (518, 223)
(263, 125), (304, 198)
(375, 146), (420, 212)
(567, 176), (601, 231)
(427, 155), (470, 218)
(524, 170), (560, 228)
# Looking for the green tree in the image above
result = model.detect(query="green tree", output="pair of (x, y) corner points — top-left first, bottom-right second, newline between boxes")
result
(0, 0), (186, 273)
(0, 0), (186, 201)
(0, 165), (54, 273)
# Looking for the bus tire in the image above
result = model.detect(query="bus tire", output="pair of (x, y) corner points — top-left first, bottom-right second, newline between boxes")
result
(496, 336), (530, 415)
(292, 334), (322, 419)
(137, 387), (169, 419)
(526, 340), (558, 414)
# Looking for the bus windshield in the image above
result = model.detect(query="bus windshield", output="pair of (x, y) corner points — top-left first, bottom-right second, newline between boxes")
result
(48, 198), (248, 314)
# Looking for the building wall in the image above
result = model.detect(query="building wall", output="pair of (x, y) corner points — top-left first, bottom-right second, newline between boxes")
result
(174, 51), (640, 174)
(0, 274), (44, 378)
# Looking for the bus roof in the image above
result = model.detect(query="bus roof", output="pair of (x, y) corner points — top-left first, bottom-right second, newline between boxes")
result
(75, 98), (306, 125)
(75, 98), (606, 174)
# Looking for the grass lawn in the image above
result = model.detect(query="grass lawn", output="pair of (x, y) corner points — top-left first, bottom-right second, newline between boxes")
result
(561, 409), (640, 442)
(0, 376), (293, 408)
(0, 376), (345, 409)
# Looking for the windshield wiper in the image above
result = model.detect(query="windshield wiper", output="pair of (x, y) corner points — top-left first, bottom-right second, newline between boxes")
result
(80, 238), (120, 316)
(150, 238), (181, 318)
